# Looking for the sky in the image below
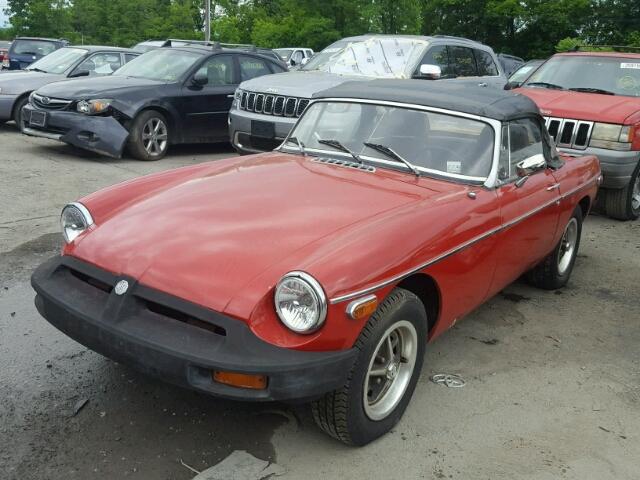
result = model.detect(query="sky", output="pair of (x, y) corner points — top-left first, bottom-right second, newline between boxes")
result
(0, 1), (8, 27)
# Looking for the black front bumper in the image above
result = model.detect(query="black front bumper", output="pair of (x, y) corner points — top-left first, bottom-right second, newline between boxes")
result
(21, 104), (129, 158)
(31, 256), (357, 402)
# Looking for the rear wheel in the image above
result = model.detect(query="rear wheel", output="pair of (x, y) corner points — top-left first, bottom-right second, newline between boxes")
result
(127, 110), (170, 161)
(527, 206), (583, 290)
(311, 288), (427, 446)
(604, 164), (640, 221)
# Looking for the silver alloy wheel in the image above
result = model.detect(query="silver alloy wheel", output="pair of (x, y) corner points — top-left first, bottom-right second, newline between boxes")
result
(632, 173), (640, 213)
(142, 117), (168, 156)
(557, 217), (578, 275)
(363, 320), (418, 421)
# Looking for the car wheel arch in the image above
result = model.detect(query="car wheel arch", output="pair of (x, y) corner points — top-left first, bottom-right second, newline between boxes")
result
(12, 91), (31, 122)
(578, 195), (591, 218)
(394, 273), (441, 334)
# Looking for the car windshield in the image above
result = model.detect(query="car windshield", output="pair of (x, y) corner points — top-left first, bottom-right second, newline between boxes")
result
(114, 48), (201, 81)
(275, 48), (294, 60)
(301, 37), (428, 78)
(509, 61), (542, 83)
(133, 42), (163, 53)
(523, 55), (640, 97)
(12, 40), (58, 56)
(287, 101), (495, 181)
(26, 47), (87, 74)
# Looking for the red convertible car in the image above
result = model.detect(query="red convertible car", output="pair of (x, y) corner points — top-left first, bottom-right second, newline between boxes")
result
(32, 80), (601, 445)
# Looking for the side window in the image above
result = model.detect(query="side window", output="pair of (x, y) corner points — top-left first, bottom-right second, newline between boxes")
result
(76, 52), (123, 75)
(239, 55), (271, 81)
(124, 54), (138, 64)
(505, 118), (545, 179)
(449, 46), (477, 77)
(194, 55), (235, 86)
(417, 45), (453, 77)
(474, 50), (499, 76)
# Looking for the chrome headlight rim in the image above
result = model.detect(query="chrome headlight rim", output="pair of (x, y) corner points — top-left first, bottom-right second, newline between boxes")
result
(61, 202), (94, 243)
(274, 271), (327, 334)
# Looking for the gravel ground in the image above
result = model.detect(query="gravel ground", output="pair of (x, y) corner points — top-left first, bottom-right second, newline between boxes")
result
(1, 124), (639, 480)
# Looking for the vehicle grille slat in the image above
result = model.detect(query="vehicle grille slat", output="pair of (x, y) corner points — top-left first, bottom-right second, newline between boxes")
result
(543, 116), (593, 151)
(238, 91), (309, 118)
(32, 93), (73, 111)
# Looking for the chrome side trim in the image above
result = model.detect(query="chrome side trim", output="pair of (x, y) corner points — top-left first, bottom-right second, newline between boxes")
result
(329, 176), (597, 304)
(22, 127), (63, 141)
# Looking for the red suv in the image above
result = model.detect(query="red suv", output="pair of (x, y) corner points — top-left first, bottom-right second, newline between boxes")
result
(517, 50), (640, 220)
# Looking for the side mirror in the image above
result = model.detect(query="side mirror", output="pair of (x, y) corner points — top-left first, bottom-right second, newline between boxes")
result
(417, 64), (441, 80)
(69, 69), (90, 78)
(516, 153), (546, 177)
(301, 57), (309, 65)
(504, 81), (521, 90)
(192, 71), (208, 86)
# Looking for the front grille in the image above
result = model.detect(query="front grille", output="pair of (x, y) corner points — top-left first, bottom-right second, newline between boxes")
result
(32, 93), (73, 111)
(544, 117), (593, 150)
(240, 90), (309, 118)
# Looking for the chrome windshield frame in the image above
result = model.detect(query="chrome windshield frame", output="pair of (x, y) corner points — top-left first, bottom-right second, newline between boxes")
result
(279, 97), (503, 188)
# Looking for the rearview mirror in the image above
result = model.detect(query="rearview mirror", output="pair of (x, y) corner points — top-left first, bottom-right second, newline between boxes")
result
(192, 71), (208, 86)
(417, 64), (441, 80)
(516, 153), (546, 177)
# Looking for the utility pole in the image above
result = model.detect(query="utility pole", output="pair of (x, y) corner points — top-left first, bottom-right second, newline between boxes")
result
(204, 0), (211, 42)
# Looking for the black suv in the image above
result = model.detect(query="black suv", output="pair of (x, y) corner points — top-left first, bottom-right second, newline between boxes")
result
(21, 43), (287, 160)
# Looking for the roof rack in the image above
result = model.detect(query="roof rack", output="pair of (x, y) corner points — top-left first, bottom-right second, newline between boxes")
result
(161, 39), (216, 47)
(570, 45), (640, 53)
(432, 35), (480, 44)
(161, 39), (268, 53)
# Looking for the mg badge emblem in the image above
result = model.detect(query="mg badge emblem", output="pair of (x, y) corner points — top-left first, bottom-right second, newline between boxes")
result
(40, 96), (51, 105)
(114, 280), (129, 296)
(266, 87), (278, 94)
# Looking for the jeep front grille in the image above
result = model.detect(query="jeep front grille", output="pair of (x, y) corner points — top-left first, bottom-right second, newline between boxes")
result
(240, 90), (310, 118)
(544, 117), (593, 150)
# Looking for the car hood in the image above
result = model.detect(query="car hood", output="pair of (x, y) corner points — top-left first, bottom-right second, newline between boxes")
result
(70, 152), (434, 315)
(36, 75), (164, 99)
(239, 70), (370, 98)
(517, 87), (640, 124)
(0, 70), (64, 94)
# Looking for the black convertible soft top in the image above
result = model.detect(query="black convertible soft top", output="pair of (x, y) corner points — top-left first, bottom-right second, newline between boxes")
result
(314, 79), (541, 121)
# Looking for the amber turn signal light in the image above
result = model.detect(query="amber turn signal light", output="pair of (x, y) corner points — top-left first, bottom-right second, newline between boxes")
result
(213, 371), (268, 390)
(347, 295), (378, 320)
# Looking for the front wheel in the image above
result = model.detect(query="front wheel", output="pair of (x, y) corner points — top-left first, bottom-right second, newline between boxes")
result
(527, 206), (583, 290)
(127, 110), (170, 161)
(13, 96), (29, 131)
(312, 288), (427, 446)
(604, 164), (640, 221)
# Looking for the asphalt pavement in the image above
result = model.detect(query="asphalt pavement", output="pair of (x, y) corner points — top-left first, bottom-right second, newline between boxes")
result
(1, 123), (639, 480)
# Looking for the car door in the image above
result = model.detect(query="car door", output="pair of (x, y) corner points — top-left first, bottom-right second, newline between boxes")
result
(473, 49), (505, 88)
(488, 117), (562, 297)
(181, 54), (238, 142)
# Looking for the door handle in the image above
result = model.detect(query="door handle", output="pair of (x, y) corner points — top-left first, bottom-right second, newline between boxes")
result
(227, 94), (235, 98)
(546, 183), (560, 191)
(478, 82), (488, 87)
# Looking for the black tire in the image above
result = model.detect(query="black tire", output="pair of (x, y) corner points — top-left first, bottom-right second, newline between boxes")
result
(603, 163), (640, 221)
(12, 95), (29, 131)
(527, 206), (583, 290)
(311, 288), (428, 446)
(126, 110), (170, 161)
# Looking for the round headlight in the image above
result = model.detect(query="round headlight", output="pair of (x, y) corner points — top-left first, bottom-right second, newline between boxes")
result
(274, 272), (327, 333)
(61, 202), (94, 243)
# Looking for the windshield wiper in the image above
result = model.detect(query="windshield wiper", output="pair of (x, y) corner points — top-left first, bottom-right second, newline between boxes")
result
(318, 139), (362, 164)
(526, 81), (565, 90)
(363, 142), (421, 177)
(285, 136), (306, 156)
(26, 67), (47, 73)
(569, 87), (616, 96)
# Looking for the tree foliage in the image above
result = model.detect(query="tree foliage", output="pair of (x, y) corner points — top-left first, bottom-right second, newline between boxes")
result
(1, 0), (638, 59)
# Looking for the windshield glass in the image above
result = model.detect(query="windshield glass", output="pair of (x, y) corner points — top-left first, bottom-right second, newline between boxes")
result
(288, 101), (495, 180)
(12, 39), (58, 56)
(274, 48), (294, 60)
(301, 37), (428, 78)
(523, 55), (640, 97)
(114, 48), (201, 81)
(509, 61), (542, 83)
(26, 47), (87, 74)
